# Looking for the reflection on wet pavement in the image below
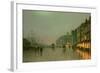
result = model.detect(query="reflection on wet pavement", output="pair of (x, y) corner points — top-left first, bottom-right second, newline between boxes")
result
(23, 48), (82, 62)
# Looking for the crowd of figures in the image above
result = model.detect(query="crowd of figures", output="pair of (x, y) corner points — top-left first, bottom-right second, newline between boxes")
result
(32, 46), (43, 56)
(23, 38), (74, 57)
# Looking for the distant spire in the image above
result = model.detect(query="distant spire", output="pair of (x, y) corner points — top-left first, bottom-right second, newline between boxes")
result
(66, 32), (71, 35)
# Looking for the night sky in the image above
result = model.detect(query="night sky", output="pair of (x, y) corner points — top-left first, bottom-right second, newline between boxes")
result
(23, 10), (90, 45)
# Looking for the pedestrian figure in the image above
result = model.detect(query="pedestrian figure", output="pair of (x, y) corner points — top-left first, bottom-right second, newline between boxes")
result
(37, 46), (40, 56)
(40, 47), (43, 56)
(51, 43), (55, 51)
(63, 48), (66, 54)
(62, 45), (66, 54)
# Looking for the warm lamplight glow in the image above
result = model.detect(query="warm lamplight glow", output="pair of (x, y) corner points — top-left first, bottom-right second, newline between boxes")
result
(77, 42), (90, 49)
(76, 49), (91, 59)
